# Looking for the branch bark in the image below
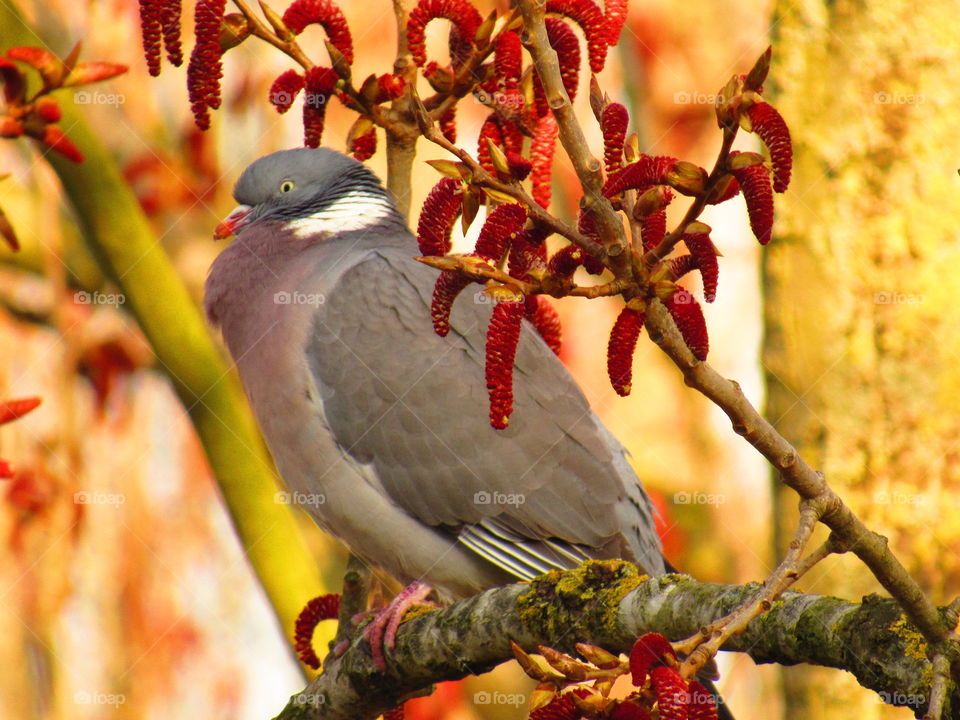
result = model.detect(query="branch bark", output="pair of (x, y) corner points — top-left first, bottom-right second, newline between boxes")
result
(273, 562), (952, 720)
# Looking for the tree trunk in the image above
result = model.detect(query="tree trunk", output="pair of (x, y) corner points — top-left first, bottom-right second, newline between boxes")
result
(764, 2), (960, 717)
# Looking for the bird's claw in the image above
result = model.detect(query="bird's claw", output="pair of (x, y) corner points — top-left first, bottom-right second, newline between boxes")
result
(362, 581), (436, 671)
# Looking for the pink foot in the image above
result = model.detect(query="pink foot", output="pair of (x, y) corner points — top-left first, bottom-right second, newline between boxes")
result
(362, 581), (435, 671)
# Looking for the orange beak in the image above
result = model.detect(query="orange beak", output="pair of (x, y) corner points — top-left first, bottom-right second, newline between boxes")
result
(213, 204), (253, 239)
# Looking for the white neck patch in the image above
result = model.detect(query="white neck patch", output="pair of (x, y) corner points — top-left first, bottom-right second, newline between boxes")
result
(282, 191), (397, 238)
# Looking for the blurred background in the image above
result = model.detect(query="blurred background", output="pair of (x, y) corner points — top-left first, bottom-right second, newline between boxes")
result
(1, 1), (957, 719)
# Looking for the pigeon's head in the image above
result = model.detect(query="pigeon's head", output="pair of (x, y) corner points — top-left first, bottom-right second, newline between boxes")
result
(214, 147), (402, 240)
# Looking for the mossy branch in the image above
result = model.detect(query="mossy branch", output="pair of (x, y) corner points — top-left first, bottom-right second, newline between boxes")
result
(274, 562), (952, 720)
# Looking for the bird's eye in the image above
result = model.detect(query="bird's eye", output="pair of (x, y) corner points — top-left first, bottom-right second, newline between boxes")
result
(280, 180), (295, 193)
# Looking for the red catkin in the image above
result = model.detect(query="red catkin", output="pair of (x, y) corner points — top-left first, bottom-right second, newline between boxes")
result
(607, 306), (645, 396)
(406, 0), (483, 67)
(747, 101), (792, 192)
(548, 244), (589, 278)
(651, 666), (689, 720)
(526, 296), (562, 356)
(601, 102), (629, 173)
(604, 0), (629, 45)
(294, 594), (340, 670)
(430, 271), (471, 336)
(282, 0), (354, 64)
(159, 0), (183, 67)
(348, 126), (376, 161)
(603, 154), (678, 197)
(687, 681), (719, 720)
(666, 254), (697, 281)
(475, 204), (527, 261)
(664, 288), (709, 360)
(530, 113), (558, 208)
(641, 209), (667, 251)
(302, 66), (337, 147)
(186, 0), (226, 130)
(376, 73), (406, 101)
(630, 624), (674, 677)
(509, 226), (550, 280)
(494, 31), (522, 92)
(507, 151), (532, 181)
(610, 699), (652, 720)
(138, 0), (163, 76)
(417, 177), (462, 256)
(546, 0), (609, 73)
(268, 69), (304, 113)
(531, 689), (593, 720)
(683, 232), (719, 303)
(485, 300), (525, 429)
(729, 152), (774, 245)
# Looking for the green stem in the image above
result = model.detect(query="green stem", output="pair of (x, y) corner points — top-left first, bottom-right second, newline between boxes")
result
(0, 2), (327, 663)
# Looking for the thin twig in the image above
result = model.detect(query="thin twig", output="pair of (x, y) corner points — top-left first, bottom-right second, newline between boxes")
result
(643, 299), (950, 652)
(514, 0), (957, 678)
(924, 653), (951, 720)
(416, 255), (633, 299)
(641, 127), (737, 266)
(517, 0), (634, 283)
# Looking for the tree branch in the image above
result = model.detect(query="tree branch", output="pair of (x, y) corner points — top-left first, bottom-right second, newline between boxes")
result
(273, 562), (951, 720)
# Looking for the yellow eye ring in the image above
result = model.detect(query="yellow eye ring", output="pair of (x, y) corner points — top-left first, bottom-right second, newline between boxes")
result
(280, 180), (295, 193)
